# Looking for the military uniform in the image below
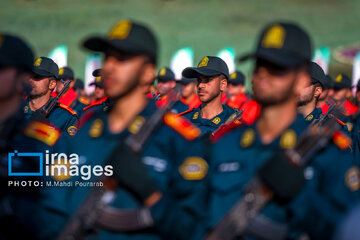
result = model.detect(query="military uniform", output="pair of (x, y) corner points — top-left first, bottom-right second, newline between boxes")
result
(304, 107), (323, 123)
(23, 99), (78, 136)
(179, 104), (235, 135)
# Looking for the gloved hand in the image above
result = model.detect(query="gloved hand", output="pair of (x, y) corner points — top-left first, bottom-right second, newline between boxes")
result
(258, 151), (306, 204)
(29, 110), (49, 123)
(106, 142), (159, 203)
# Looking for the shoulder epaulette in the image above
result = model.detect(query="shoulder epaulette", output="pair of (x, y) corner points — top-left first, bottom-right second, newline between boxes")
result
(332, 131), (352, 150)
(58, 103), (77, 115)
(177, 109), (193, 117)
(83, 102), (102, 112)
(163, 112), (201, 140)
(78, 97), (90, 105)
(24, 121), (61, 146)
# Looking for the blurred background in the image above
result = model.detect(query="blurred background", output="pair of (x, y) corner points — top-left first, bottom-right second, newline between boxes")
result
(1, 0), (360, 87)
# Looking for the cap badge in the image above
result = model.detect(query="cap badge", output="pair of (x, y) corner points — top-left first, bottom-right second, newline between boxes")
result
(198, 57), (209, 67)
(230, 72), (237, 79)
(34, 57), (42, 67)
(261, 24), (285, 49)
(335, 74), (342, 83)
(108, 20), (132, 40)
(95, 76), (101, 82)
(59, 68), (64, 76)
(159, 67), (166, 76)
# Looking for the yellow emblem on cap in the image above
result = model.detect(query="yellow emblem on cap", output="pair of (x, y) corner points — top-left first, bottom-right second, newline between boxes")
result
(305, 114), (313, 121)
(179, 157), (208, 180)
(335, 74), (342, 83)
(198, 57), (209, 67)
(261, 24), (286, 49)
(59, 68), (64, 76)
(345, 167), (360, 191)
(280, 129), (297, 149)
(67, 126), (77, 136)
(128, 116), (145, 134)
(230, 72), (237, 79)
(34, 57), (42, 67)
(240, 128), (255, 148)
(212, 117), (221, 125)
(108, 20), (132, 40)
(95, 76), (102, 82)
(89, 119), (103, 138)
(159, 67), (166, 76)
(193, 112), (199, 120)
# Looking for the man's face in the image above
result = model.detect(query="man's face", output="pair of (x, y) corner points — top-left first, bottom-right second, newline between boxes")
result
(94, 86), (106, 100)
(332, 88), (349, 103)
(319, 89), (329, 101)
(252, 59), (309, 106)
(28, 75), (55, 99)
(298, 84), (315, 106)
(157, 80), (176, 96)
(197, 75), (226, 103)
(181, 82), (196, 99)
(227, 83), (246, 97)
(102, 49), (154, 99)
(0, 66), (20, 101)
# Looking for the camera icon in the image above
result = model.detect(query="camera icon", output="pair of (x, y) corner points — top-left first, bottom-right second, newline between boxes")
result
(8, 150), (43, 176)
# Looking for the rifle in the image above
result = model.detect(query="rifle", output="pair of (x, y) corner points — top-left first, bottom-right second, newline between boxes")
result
(211, 109), (243, 138)
(41, 80), (71, 117)
(57, 85), (182, 240)
(204, 105), (344, 240)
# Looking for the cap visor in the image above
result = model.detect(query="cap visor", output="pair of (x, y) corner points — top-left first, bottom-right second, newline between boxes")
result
(32, 68), (54, 78)
(83, 36), (140, 54)
(182, 67), (222, 78)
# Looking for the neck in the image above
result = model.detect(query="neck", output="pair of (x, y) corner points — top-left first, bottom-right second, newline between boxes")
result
(316, 98), (326, 108)
(0, 96), (21, 123)
(183, 93), (195, 104)
(256, 99), (297, 144)
(29, 93), (51, 111)
(200, 94), (223, 119)
(298, 99), (316, 117)
(108, 88), (147, 134)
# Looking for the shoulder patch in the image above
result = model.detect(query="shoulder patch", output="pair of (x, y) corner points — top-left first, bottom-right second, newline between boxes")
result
(179, 157), (208, 180)
(24, 121), (61, 146)
(332, 131), (352, 150)
(280, 129), (297, 149)
(163, 113), (201, 140)
(240, 128), (255, 148)
(83, 102), (102, 112)
(78, 97), (90, 105)
(177, 109), (193, 117)
(345, 167), (360, 191)
(58, 103), (77, 115)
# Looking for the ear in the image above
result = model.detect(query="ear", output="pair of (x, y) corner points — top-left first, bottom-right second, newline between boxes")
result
(49, 79), (57, 91)
(294, 72), (311, 96)
(220, 78), (228, 92)
(314, 86), (323, 98)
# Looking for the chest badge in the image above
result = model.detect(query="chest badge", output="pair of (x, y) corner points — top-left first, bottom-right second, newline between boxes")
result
(89, 119), (104, 138)
(240, 128), (255, 148)
(179, 157), (208, 180)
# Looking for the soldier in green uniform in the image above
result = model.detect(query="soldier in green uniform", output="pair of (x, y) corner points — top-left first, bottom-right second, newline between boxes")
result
(24, 56), (78, 136)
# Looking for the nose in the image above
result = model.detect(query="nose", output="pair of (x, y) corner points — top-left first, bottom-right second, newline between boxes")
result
(102, 56), (116, 76)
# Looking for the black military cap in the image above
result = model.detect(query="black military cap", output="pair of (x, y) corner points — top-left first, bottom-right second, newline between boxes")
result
(92, 68), (102, 77)
(228, 71), (245, 86)
(73, 78), (84, 90)
(157, 67), (175, 81)
(324, 75), (334, 90)
(0, 33), (34, 72)
(32, 57), (59, 79)
(180, 77), (196, 85)
(89, 76), (103, 88)
(83, 19), (158, 64)
(334, 74), (352, 89)
(310, 62), (325, 88)
(58, 66), (74, 81)
(239, 21), (312, 68)
(182, 56), (230, 80)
